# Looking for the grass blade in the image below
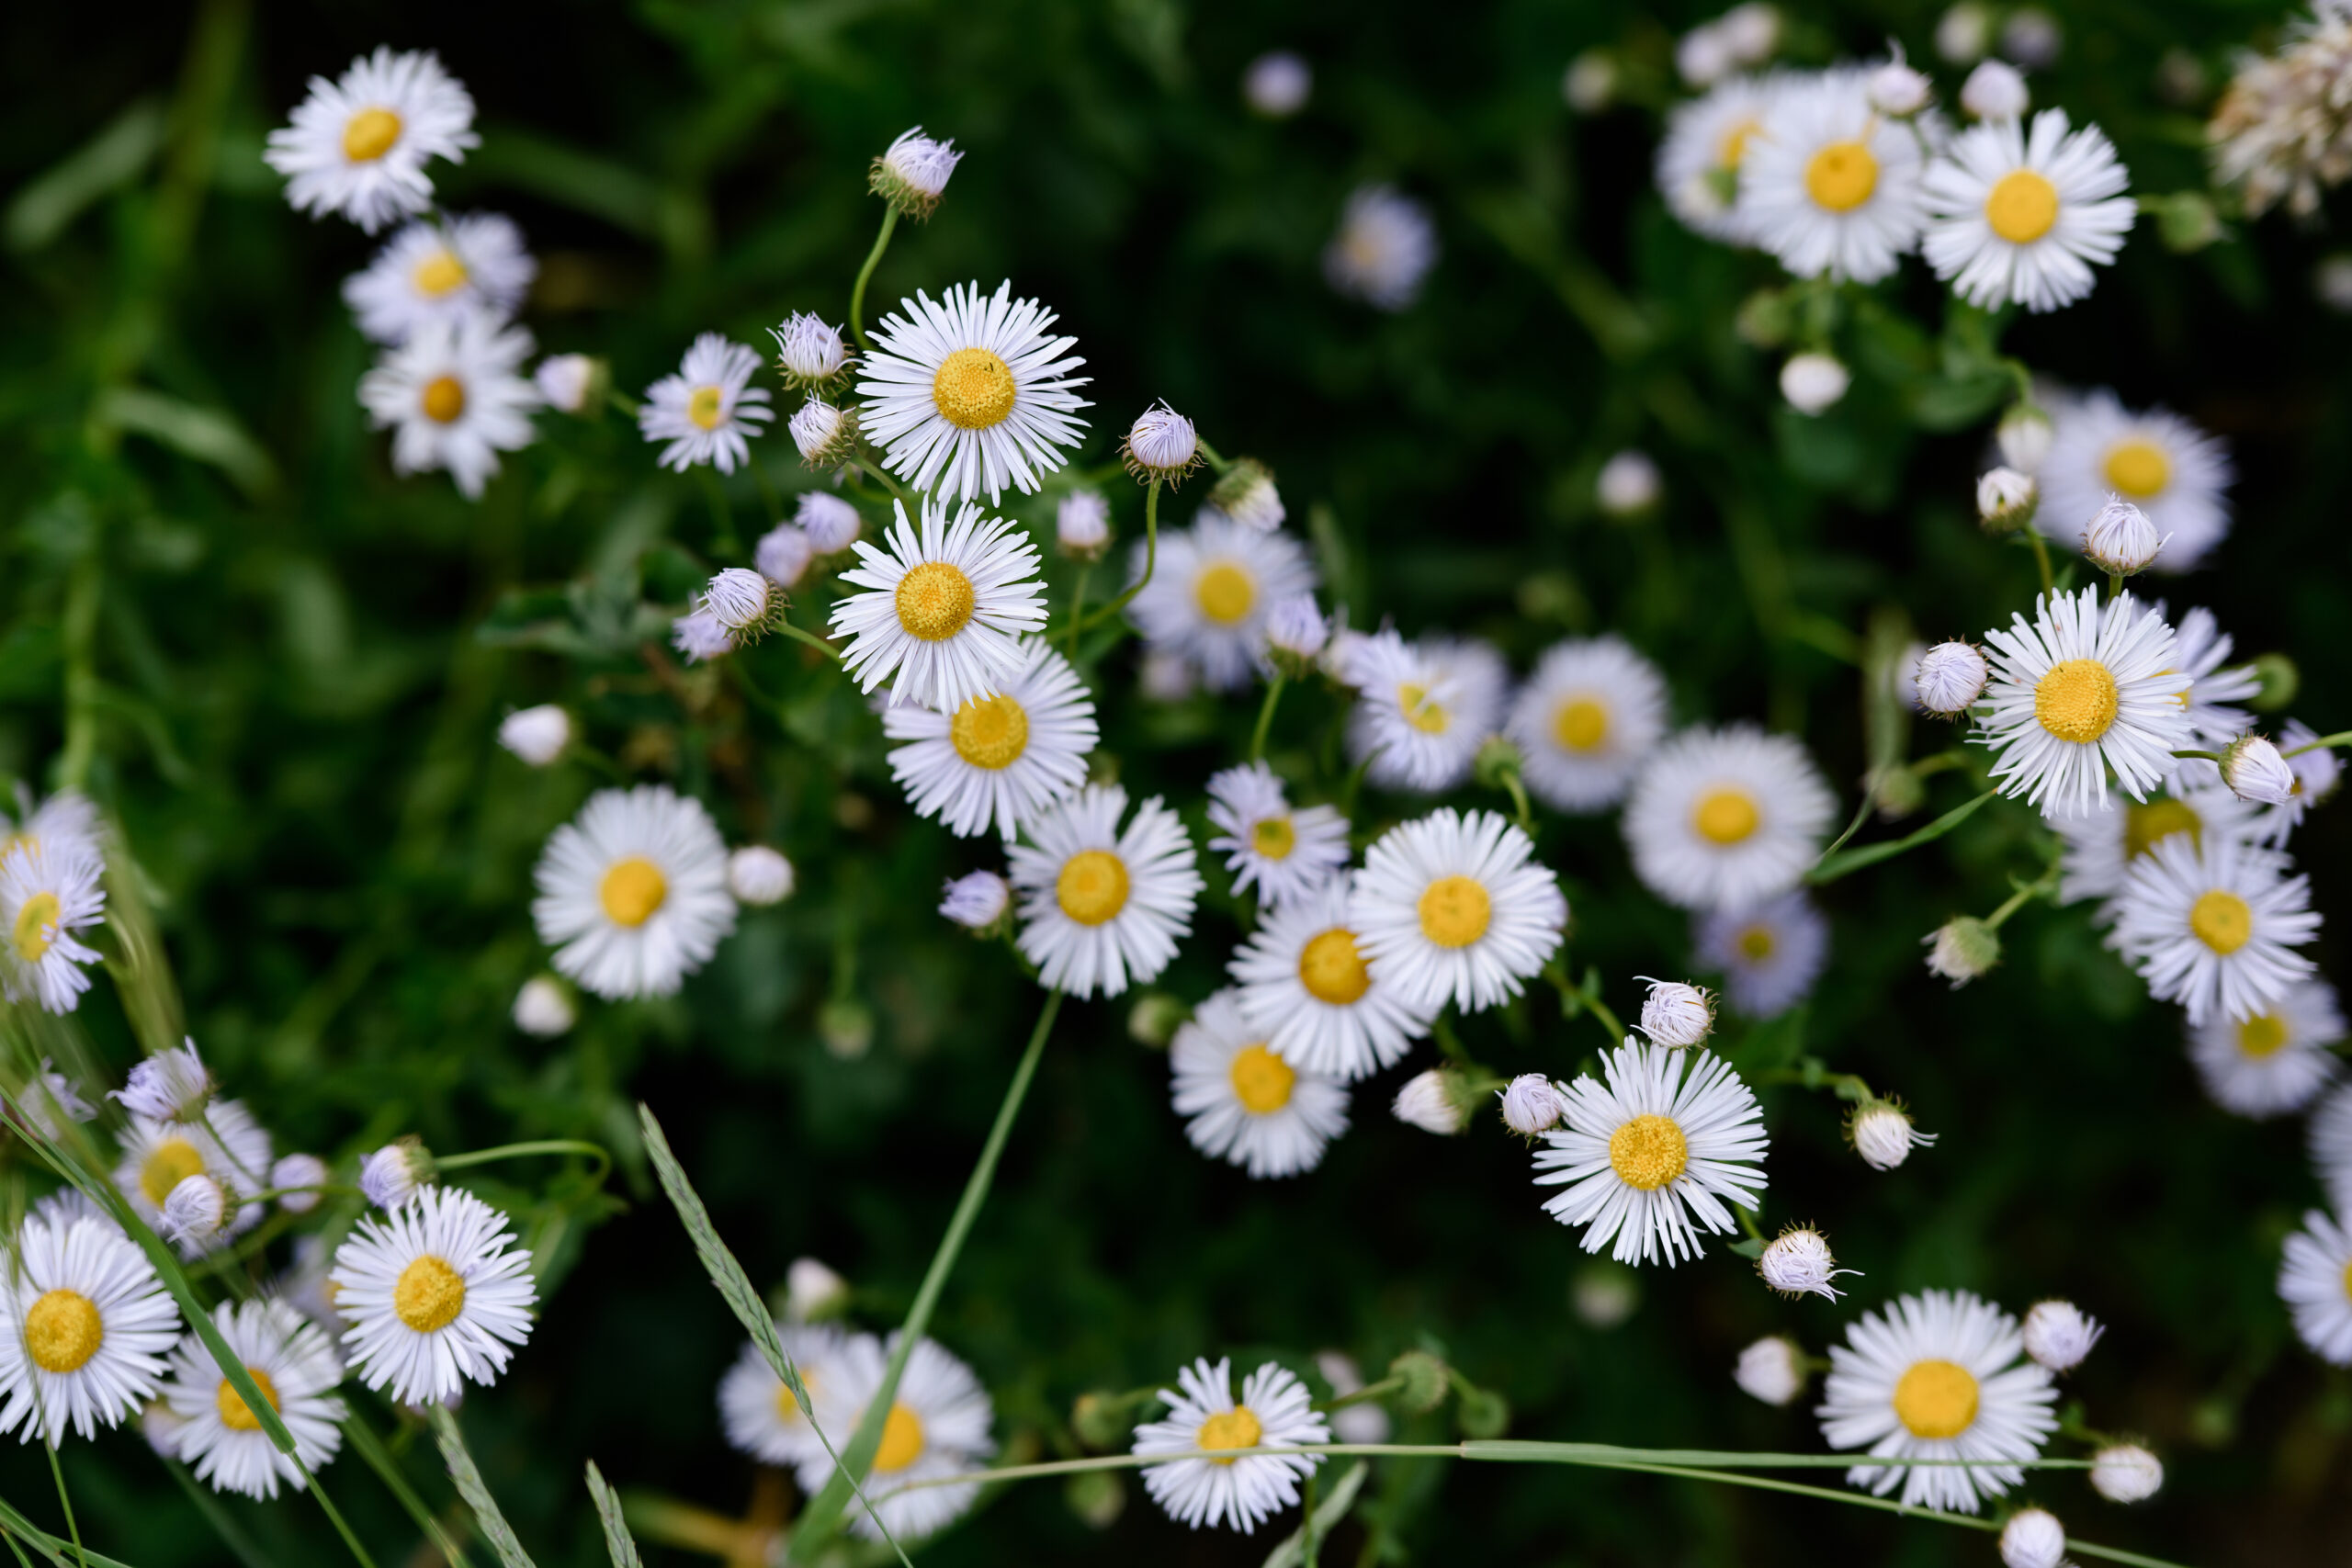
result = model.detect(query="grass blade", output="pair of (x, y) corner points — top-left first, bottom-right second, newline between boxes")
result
(583, 1461), (642, 1568)
(428, 1405), (537, 1568)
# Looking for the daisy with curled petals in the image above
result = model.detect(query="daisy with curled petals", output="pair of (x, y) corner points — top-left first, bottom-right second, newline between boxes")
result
(2039, 390), (2233, 570)
(357, 310), (541, 500)
(718, 1322), (849, 1469)
(1344, 630), (1510, 794)
(2280, 1210), (2352, 1365)
(639, 334), (774, 474)
(1921, 109), (2135, 312)
(2253, 719), (2343, 847)
(264, 48), (478, 232)
(1694, 890), (1828, 1019)
(331, 1185), (536, 1406)
(1976, 588), (2191, 819)
(1, 840), (105, 1015)
(343, 213), (537, 344)
(1125, 513), (1317, 694)
(1738, 73), (1927, 283)
(161, 1299), (345, 1499)
(2108, 831), (2317, 1025)
(1350, 808), (1566, 1014)
(1657, 73), (1786, 243)
(1231, 878), (1435, 1082)
(1622, 725), (1837, 911)
(831, 497), (1047, 712)
(883, 639), (1096, 839)
(114, 1103), (273, 1258)
(799, 1333), (993, 1542)
(2167, 605), (2263, 747)
(1532, 1037), (1768, 1266)
(1009, 784), (1201, 999)
(531, 785), (737, 1000)
(1204, 762), (1349, 908)
(2188, 977), (2342, 1118)
(1132, 1357), (1329, 1532)
(2052, 778), (2255, 908)
(1170, 990), (1350, 1179)
(1507, 636), (1672, 813)
(0, 1213), (180, 1445)
(857, 280), (1091, 504)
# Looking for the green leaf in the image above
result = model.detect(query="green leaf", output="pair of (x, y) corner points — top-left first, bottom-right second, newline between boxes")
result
(91, 386), (278, 498)
(1260, 1461), (1368, 1568)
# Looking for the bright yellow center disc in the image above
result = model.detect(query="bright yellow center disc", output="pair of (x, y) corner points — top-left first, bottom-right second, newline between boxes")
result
(343, 107), (403, 162)
(1228, 1043), (1297, 1114)
(1250, 816), (1295, 861)
(1196, 1405), (1262, 1465)
(1396, 682), (1450, 736)
(2235, 1013), (2289, 1058)
(600, 857), (668, 928)
(1608, 1114), (1688, 1190)
(895, 561), (977, 642)
(1417, 874), (1491, 949)
(1193, 562), (1256, 626)
(1554, 697), (1609, 752)
(1984, 169), (2059, 243)
(2103, 438), (2172, 499)
(2123, 798), (2200, 862)
(412, 249), (469, 297)
(141, 1138), (206, 1207)
(950, 693), (1029, 770)
(686, 386), (725, 431)
(2190, 889), (2253, 955)
(22, 1290), (102, 1374)
(1057, 850), (1129, 926)
(873, 1403), (926, 1472)
(217, 1367), (282, 1432)
(395, 1255), (468, 1333)
(1737, 924), (1777, 963)
(1893, 1359), (1979, 1439)
(1298, 928), (1372, 1005)
(421, 375), (467, 424)
(931, 347), (1016, 430)
(2034, 659), (2119, 744)
(1692, 788), (1759, 846)
(12, 891), (61, 963)
(1805, 140), (1879, 211)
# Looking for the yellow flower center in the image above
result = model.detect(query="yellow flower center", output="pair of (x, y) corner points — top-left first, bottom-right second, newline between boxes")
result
(1737, 924), (1777, 963)
(2103, 438), (2172, 500)
(216, 1367), (282, 1432)
(2190, 889), (2253, 955)
(22, 1290), (102, 1374)
(421, 375), (467, 424)
(873, 1402), (925, 1472)
(1193, 561), (1256, 626)
(2123, 798), (2200, 862)
(412, 249), (469, 298)
(2343, 1258), (2352, 1303)
(1805, 140), (1879, 212)
(342, 107), (403, 163)
(1893, 1359), (1979, 1439)
(931, 347), (1016, 430)
(12, 891), (62, 963)
(2235, 1013), (2290, 1059)
(1984, 168), (2060, 243)
(1607, 1113), (1689, 1190)
(949, 694), (1030, 770)
(2033, 659), (2119, 744)
(600, 857), (668, 928)
(1692, 788), (1759, 846)
(773, 1371), (815, 1424)
(1298, 928), (1372, 1005)
(686, 386), (725, 431)
(1195, 1406), (1262, 1464)
(1417, 874), (1491, 949)
(894, 561), (977, 642)
(141, 1138), (207, 1206)
(1250, 816), (1295, 861)
(1553, 696), (1610, 753)
(1228, 1043), (1297, 1114)
(1717, 118), (1762, 171)
(394, 1255), (468, 1333)
(1056, 850), (1129, 926)
(1396, 682), (1450, 736)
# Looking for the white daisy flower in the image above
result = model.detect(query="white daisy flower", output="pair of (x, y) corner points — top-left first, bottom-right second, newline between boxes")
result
(343, 213), (537, 344)
(330, 1185), (536, 1407)
(1009, 784), (1202, 999)
(512, 975), (576, 1037)
(530, 785), (738, 1000)
(1506, 637), (1671, 813)
(831, 496), (1048, 712)
(2254, 718), (2344, 847)
(1656, 73), (1786, 242)
(357, 310), (541, 500)
(1132, 1358), (1329, 1533)
(1, 786), (101, 865)
(1976, 588), (2192, 819)
(1921, 109), (2134, 312)
(857, 281), (1091, 505)
(1125, 513), (1317, 694)
(113, 1103), (274, 1258)
(1169, 989), (1350, 1179)
(1350, 808), (1567, 1014)
(1343, 630), (1510, 794)
(0, 1213), (181, 1444)
(883, 639), (1097, 840)
(1323, 184), (1437, 310)
(1694, 890), (1829, 1018)
(1532, 1037), (1769, 1266)
(1623, 725), (1837, 911)
(497, 705), (570, 766)
(1, 840), (105, 1015)
(639, 334), (774, 475)
(798, 1332), (994, 1542)
(1739, 73), (1928, 283)
(2039, 390), (2233, 570)
(717, 1322), (849, 1469)
(109, 1039), (212, 1122)
(1817, 1289), (2058, 1512)
(1231, 877), (1435, 1082)
(2109, 831), (2318, 1025)
(2279, 1209), (2352, 1365)
(2165, 605), (2263, 745)
(1204, 762), (1350, 908)
(2052, 778), (2256, 908)
(161, 1299), (345, 1499)
(264, 48), (478, 232)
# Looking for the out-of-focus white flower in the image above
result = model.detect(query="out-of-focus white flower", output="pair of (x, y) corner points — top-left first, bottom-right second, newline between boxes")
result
(1265, 594), (1328, 660)
(1314, 1350), (1391, 1445)
(1057, 491), (1111, 559)
(2000, 1507), (2067, 1568)
(2020, 1299), (2104, 1371)
(498, 705), (570, 766)
(2001, 8), (2063, 69)
(513, 976), (575, 1037)
(1572, 1265), (1641, 1329)
(1392, 1068), (1466, 1134)
(1208, 459), (1284, 533)
(2090, 1443), (2164, 1502)
(1849, 1101), (1937, 1170)
(533, 354), (600, 414)
(1869, 53), (1934, 118)
(1758, 1224), (1858, 1300)
(1324, 185), (1437, 310)
(671, 607), (734, 665)
(728, 847), (795, 906)
(358, 310), (541, 500)
(1781, 353), (1850, 414)
(940, 870), (1012, 931)
(2318, 255), (2352, 311)
(271, 1154), (330, 1215)
(1999, 405), (2055, 472)
(1122, 402), (1201, 484)
(1977, 467), (2039, 531)
(754, 523), (814, 589)
(1961, 60), (2030, 120)
(1677, 24), (1736, 88)
(797, 491), (863, 555)
(1735, 1336), (1806, 1404)
(2222, 735), (2298, 806)
(1243, 51), (1312, 117)
(785, 1257), (850, 1322)
(1498, 1075), (1570, 1136)
(871, 127), (964, 218)
(1596, 450), (1661, 516)
(1139, 649), (1196, 703)
(1938, 3), (1994, 64)
(1915, 641), (1991, 716)
(264, 48), (479, 232)
(1637, 978), (1717, 1047)
(2080, 499), (2165, 575)
(1563, 51), (1617, 114)
(1718, 4), (1782, 65)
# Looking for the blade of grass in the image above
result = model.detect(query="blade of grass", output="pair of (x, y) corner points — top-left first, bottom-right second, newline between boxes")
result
(583, 1462), (642, 1568)
(428, 1406), (536, 1568)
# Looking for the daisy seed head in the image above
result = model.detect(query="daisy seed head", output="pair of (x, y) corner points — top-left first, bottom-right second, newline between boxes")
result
(1961, 59), (2030, 120)
(939, 870), (1012, 931)
(2081, 498), (2165, 575)
(1122, 402), (1202, 485)
(498, 705), (570, 766)
(728, 846), (796, 906)
(1758, 1224), (1859, 1301)
(512, 976), (575, 1037)
(1976, 467), (2039, 533)
(1209, 458), (1285, 532)
(1057, 491), (1112, 560)
(271, 1154), (330, 1215)
(1999, 1506), (2067, 1568)
(2222, 734), (2297, 806)
(1499, 1074), (1570, 1136)
(1924, 915), (2003, 987)
(871, 127), (965, 219)
(2090, 1442), (2164, 1503)
(789, 397), (860, 468)
(1392, 1068), (1468, 1135)
(1734, 1336), (1807, 1405)
(2020, 1298), (2105, 1371)
(1849, 1100), (1937, 1170)
(770, 311), (851, 390)
(1916, 640), (1992, 715)
(1637, 978), (1717, 1047)
(1781, 353), (1851, 414)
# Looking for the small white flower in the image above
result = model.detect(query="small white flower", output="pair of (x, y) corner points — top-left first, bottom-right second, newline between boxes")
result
(1975, 586), (2192, 818)
(1499, 1074), (1570, 1135)
(871, 127), (965, 218)
(1735, 1336), (1807, 1405)
(1315, 1350), (1391, 1444)
(1391, 1068), (1466, 1134)
(114, 1103), (273, 1257)
(884, 638), (1097, 840)
(1758, 1224), (1858, 1300)
(789, 397), (857, 467)
(753, 522), (814, 589)
(1718, 3), (1782, 63)
(1977, 467), (2039, 529)
(798, 491), (864, 554)
(1243, 51), (1313, 117)
(2080, 498), (2164, 574)
(162, 1175), (230, 1249)
(702, 569), (777, 635)
(1508, 636), (1671, 813)
(1344, 630), (1511, 793)
(1624, 725), (1837, 911)
(1204, 762), (1350, 910)
(940, 870), (1012, 930)
(728, 847), (795, 906)
(344, 212), (535, 345)
(1563, 51), (1617, 115)
(2189, 977), (2343, 1118)
(0, 839), (102, 1016)
(2000, 1506), (2067, 1568)
(770, 312), (850, 389)
(1170, 990), (1350, 1179)
(1230, 877), (1436, 1083)
(1126, 513), (1317, 694)
(512, 976), (576, 1037)
(1122, 401), (1200, 483)
(1916, 641), (1992, 716)
(1999, 405), (2056, 471)
(0, 1213), (182, 1444)
(2222, 734), (2297, 806)
(2089, 1443), (2164, 1503)
(1351, 808), (1567, 1014)
(2279, 1207), (2352, 1363)
(1133, 1357), (1329, 1533)
(331, 1185), (537, 1406)
(717, 1322), (848, 1470)
(1742, 77), (1928, 284)
(1960, 60), (2030, 120)
(360, 1144), (428, 1211)
(498, 705), (570, 766)
(786, 1259), (848, 1323)
(797, 1332), (994, 1542)
(16, 1061), (94, 1142)
(534, 354), (599, 413)
(1780, 352), (1851, 413)
(1008, 784), (1202, 999)
(264, 48), (478, 232)
(1265, 593), (1328, 660)
(1596, 449), (1662, 515)
(2039, 389), (2233, 570)
(1324, 184), (1438, 310)
(2108, 830), (2318, 1026)
(1677, 23), (1737, 88)
(109, 1040), (212, 1123)
(640, 334), (774, 474)
(2020, 1299), (2104, 1371)
(1922, 109), (2136, 314)
(531, 785), (738, 999)
(1697, 891), (1829, 1018)
(1850, 1100), (1937, 1170)
(1869, 55), (1934, 117)
(1057, 491), (1111, 558)
(2002, 8), (2063, 68)
(1657, 74), (1786, 242)
(272, 1155), (329, 1215)
(831, 495), (1048, 711)
(1207, 459), (1285, 533)
(358, 310), (540, 500)
(1638, 978), (1717, 1047)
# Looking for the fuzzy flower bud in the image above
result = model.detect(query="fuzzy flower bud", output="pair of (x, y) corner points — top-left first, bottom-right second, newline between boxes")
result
(1057, 491), (1111, 560)
(2222, 734), (2297, 806)
(1122, 401), (1201, 484)
(1387, 1348), (1452, 1413)
(1571, 1264), (1640, 1328)
(1719, 3), (1781, 64)
(271, 1154), (330, 1215)
(1242, 51), (1312, 117)
(1498, 1074), (1570, 1135)
(514, 976), (576, 1037)
(870, 127), (963, 219)
(1264, 593), (1329, 663)
(497, 704), (571, 766)
(1937, 1), (1993, 63)
(1127, 993), (1188, 1048)
(1780, 353), (1850, 414)
(1734, 1337), (1806, 1405)
(162, 1174), (231, 1248)
(1638, 978), (1717, 1048)
(360, 1140), (432, 1211)
(1596, 449), (1662, 516)
(1868, 54), (1934, 117)
(786, 1257), (850, 1322)
(533, 354), (605, 415)
(1758, 1224), (1860, 1301)
(1999, 1507), (2067, 1568)
(1849, 1100), (1938, 1171)
(754, 522), (814, 589)
(2001, 7), (2063, 69)
(940, 870), (1012, 931)
(1924, 915), (2003, 987)
(1139, 650), (1197, 703)
(703, 568), (778, 634)
(1392, 1068), (1468, 1135)
(1209, 458), (1285, 532)
(1997, 404), (2055, 471)
(671, 607), (733, 664)
(728, 846), (796, 906)
(1562, 51), (1617, 115)
(2082, 498), (2165, 574)
(2090, 1443), (2164, 1503)
(1961, 59), (2030, 119)
(17, 1062), (93, 1142)
(1976, 466), (2039, 533)
(797, 491), (863, 554)
(110, 1041), (213, 1123)
(1676, 23), (1736, 88)
(1915, 641), (1991, 716)
(2021, 1298), (2106, 1372)
(769, 311), (850, 389)
(789, 397), (858, 468)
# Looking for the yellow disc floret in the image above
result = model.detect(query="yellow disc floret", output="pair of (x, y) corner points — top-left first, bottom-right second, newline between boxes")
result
(1396, 682), (1451, 736)
(1984, 169), (2060, 243)
(1417, 874), (1491, 949)
(141, 1138), (207, 1206)
(686, 386), (725, 431)
(1250, 816), (1295, 861)
(2235, 1013), (2289, 1058)
(421, 375), (467, 424)
(873, 1402), (926, 1472)
(1892, 1359), (1980, 1439)
(1228, 1043), (1297, 1114)
(894, 561), (977, 642)
(216, 1367), (282, 1432)
(412, 249), (469, 297)
(950, 694), (1030, 770)
(1193, 562), (1256, 626)
(2033, 658), (2120, 744)
(2123, 798), (2200, 862)
(1195, 1405), (1262, 1465)
(342, 107), (403, 163)
(2103, 438), (2171, 500)
(394, 1255), (468, 1334)
(22, 1290), (103, 1374)
(931, 347), (1017, 430)
(12, 891), (62, 963)
(1056, 850), (1130, 926)
(1692, 788), (1760, 846)
(1608, 1114), (1689, 1190)
(2190, 889), (2253, 955)
(600, 857), (668, 928)
(1805, 140), (1880, 211)
(1298, 928), (1373, 1006)
(1553, 697), (1610, 753)
(1737, 924), (1777, 963)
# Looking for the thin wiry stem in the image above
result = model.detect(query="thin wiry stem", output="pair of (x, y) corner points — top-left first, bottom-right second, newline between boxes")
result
(848, 206), (900, 351)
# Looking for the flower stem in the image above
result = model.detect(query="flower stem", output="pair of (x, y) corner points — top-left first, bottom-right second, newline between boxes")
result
(342, 1414), (477, 1568)
(1194, 435), (1233, 475)
(1063, 564), (1091, 662)
(1079, 479), (1159, 631)
(2284, 729), (2352, 759)
(1984, 861), (2063, 930)
(698, 468), (741, 559)
(44, 1447), (84, 1568)
(435, 1137), (612, 1186)
(848, 207), (899, 352)
(2024, 529), (2054, 599)
(1805, 787), (1997, 886)
(1249, 672), (1286, 762)
(775, 618), (845, 663)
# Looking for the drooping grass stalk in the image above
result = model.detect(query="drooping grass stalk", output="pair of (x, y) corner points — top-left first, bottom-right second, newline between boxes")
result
(429, 1406), (537, 1568)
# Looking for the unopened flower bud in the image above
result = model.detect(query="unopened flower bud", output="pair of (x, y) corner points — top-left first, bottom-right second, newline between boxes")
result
(755, 522), (814, 589)
(2021, 1299), (2105, 1372)
(2000, 1507), (2067, 1568)
(1455, 1382), (1511, 1438)
(770, 311), (850, 389)
(498, 705), (571, 766)
(1596, 450), (1662, 516)
(2082, 498), (2164, 574)
(1265, 593), (1329, 661)
(1997, 404), (2055, 472)
(2001, 7), (2062, 69)
(2250, 652), (2300, 712)
(1571, 1263), (1640, 1328)
(1392, 1067), (1467, 1134)
(789, 398), (858, 467)
(1122, 401), (1201, 484)
(534, 354), (605, 415)
(2222, 734), (2297, 806)
(1849, 1100), (1937, 1171)
(1638, 978), (1716, 1047)
(1127, 992), (1188, 1048)
(1976, 466), (2039, 532)
(1961, 59), (2030, 119)
(514, 975), (576, 1037)
(1734, 1336), (1806, 1405)
(1057, 491), (1111, 560)
(729, 846), (796, 905)
(703, 568), (778, 634)
(1758, 1224), (1860, 1301)
(1676, 23), (1736, 88)
(1071, 1391), (1136, 1450)
(1719, 2), (1781, 63)
(1915, 641), (1991, 716)
(940, 871), (1012, 931)
(1498, 1074), (1570, 1135)
(1315, 1350), (1392, 1443)
(1868, 55), (1933, 117)
(1937, 1), (1993, 63)
(671, 607), (733, 664)
(1387, 1348), (1451, 1413)
(1924, 915), (2002, 987)
(1473, 735), (1525, 792)
(360, 1139), (433, 1211)
(1780, 352), (1850, 414)
(1562, 51), (1617, 114)
(786, 1257), (849, 1322)
(797, 491), (863, 554)
(163, 1174), (231, 1248)
(870, 127), (963, 219)
(272, 1154), (330, 1215)
(1242, 51), (1312, 117)
(2090, 1443), (2164, 1503)
(1209, 457), (1284, 532)
(819, 998), (874, 1060)
(111, 1041), (213, 1123)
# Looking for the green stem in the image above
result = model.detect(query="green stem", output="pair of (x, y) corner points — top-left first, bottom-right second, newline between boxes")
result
(1813, 790), (1876, 866)
(2169, 749), (2222, 764)
(1194, 436), (1233, 475)
(1249, 672), (1286, 762)
(1063, 563), (1091, 662)
(1735, 1204), (1767, 1245)
(1805, 787), (1997, 886)
(1499, 767), (1535, 837)
(1078, 479), (1159, 631)
(698, 468), (740, 559)
(853, 455), (911, 508)
(2024, 530), (2054, 599)
(55, 554), (100, 795)
(1314, 1374), (1405, 1414)
(1984, 863), (2062, 930)
(605, 389), (642, 419)
(848, 206), (900, 352)
(344, 1413), (478, 1568)
(2106, 569), (2124, 602)
(435, 1138), (611, 1187)
(44, 1447), (84, 1568)
(2283, 729), (2352, 759)
(567, 743), (630, 784)
(775, 618), (844, 662)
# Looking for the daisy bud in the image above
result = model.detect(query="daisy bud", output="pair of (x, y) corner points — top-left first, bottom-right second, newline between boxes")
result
(1867, 54), (1933, 118)
(1242, 51), (1311, 117)
(17, 1062), (94, 1142)
(1571, 1264), (1640, 1328)
(1057, 491), (1112, 560)
(788, 397), (858, 468)
(940, 870), (1012, 931)
(754, 521), (815, 589)
(514, 975), (576, 1037)
(1387, 1348), (1452, 1414)
(703, 568), (778, 634)
(2081, 498), (2164, 575)
(1392, 1068), (1468, 1135)
(271, 1154), (330, 1215)
(769, 311), (850, 390)
(2000, 7), (2062, 69)
(141, 1401), (188, 1460)
(1915, 641), (1991, 716)
(162, 1173), (231, 1247)
(1780, 352), (1850, 415)
(2090, 1443), (2164, 1503)
(1250, 595), (1327, 669)
(797, 491), (864, 554)
(1734, 1336), (1807, 1405)
(1209, 457), (1285, 531)
(1315, 1350), (1394, 1444)
(1562, 51), (1617, 115)
(1718, 3), (1781, 65)
(533, 354), (605, 415)
(2021, 1298), (2106, 1372)
(785, 1256), (850, 1322)
(1127, 992), (1188, 1048)
(1999, 1507), (2067, 1568)
(1121, 401), (1201, 485)
(1960, 59), (2030, 120)
(1596, 449), (1662, 516)
(728, 846), (796, 906)
(819, 998), (874, 1060)
(1996, 403), (2055, 472)
(1071, 1391), (1136, 1450)
(1849, 1100), (1937, 1171)
(109, 1040), (212, 1122)
(1675, 23), (1736, 88)
(1936, 1), (1993, 62)
(1758, 1224), (1860, 1301)
(1498, 1074), (1570, 1136)
(497, 704), (571, 766)
(870, 126), (963, 220)
(1139, 649), (1197, 703)
(1975, 466), (2039, 533)
(671, 606), (734, 664)
(1924, 915), (2002, 987)
(2251, 653), (2299, 712)
(2222, 734), (2297, 806)
(360, 1140), (433, 1210)
(1638, 978), (1717, 1048)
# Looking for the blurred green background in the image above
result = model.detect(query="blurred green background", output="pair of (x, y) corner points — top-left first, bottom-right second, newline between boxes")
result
(2, 0), (2349, 1561)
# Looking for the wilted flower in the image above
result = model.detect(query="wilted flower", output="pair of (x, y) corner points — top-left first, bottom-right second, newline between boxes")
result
(728, 846), (796, 906)
(870, 127), (963, 219)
